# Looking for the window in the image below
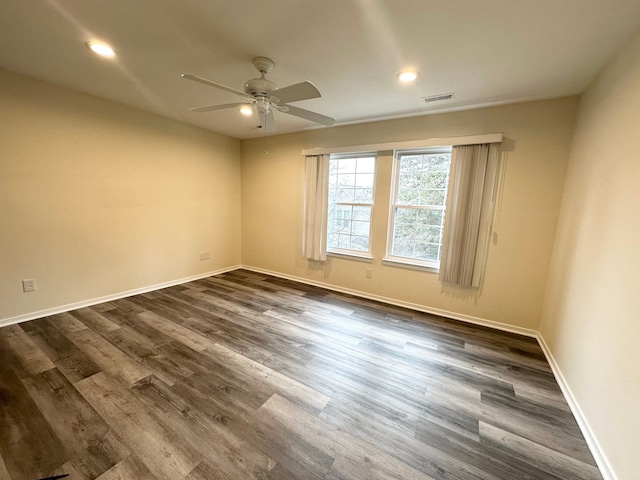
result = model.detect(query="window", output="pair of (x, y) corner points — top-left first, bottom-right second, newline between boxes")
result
(327, 155), (376, 255)
(387, 148), (452, 269)
(304, 134), (501, 283)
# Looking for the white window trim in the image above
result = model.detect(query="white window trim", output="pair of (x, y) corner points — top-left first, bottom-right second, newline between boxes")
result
(385, 146), (452, 270)
(327, 250), (374, 262)
(382, 257), (439, 273)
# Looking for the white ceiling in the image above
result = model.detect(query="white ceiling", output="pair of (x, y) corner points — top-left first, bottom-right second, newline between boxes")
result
(2, 1), (640, 140)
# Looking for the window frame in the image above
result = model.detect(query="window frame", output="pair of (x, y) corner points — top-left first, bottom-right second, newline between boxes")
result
(326, 153), (377, 258)
(384, 147), (453, 271)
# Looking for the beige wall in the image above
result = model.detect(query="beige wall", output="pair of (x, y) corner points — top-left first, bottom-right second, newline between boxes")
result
(241, 97), (578, 332)
(0, 70), (242, 321)
(539, 28), (640, 479)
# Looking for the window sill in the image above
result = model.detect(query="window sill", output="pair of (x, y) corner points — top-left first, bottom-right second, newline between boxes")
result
(327, 251), (374, 263)
(382, 257), (439, 273)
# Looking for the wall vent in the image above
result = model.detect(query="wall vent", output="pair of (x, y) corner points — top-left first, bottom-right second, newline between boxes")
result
(422, 93), (455, 103)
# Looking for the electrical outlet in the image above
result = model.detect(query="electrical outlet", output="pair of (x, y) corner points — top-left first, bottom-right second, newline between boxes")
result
(200, 251), (210, 261)
(22, 278), (36, 292)
(365, 268), (373, 279)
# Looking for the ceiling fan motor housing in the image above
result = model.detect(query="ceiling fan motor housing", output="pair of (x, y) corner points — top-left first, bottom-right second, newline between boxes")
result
(244, 76), (277, 98)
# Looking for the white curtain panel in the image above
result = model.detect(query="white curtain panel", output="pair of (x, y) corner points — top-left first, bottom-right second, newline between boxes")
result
(302, 154), (329, 261)
(439, 143), (500, 287)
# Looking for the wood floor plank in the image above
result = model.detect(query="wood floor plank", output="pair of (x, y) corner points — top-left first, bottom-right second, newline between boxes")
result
(0, 449), (12, 479)
(63, 327), (152, 386)
(0, 270), (602, 480)
(136, 310), (217, 352)
(230, 404), (335, 480)
(414, 417), (558, 480)
(101, 306), (174, 348)
(479, 421), (602, 480)
(203, 343), (331, 413)
(69, 307), (121, 334)
(48, 312), (89, 334)
(0, 350), (66, 480)
(44, 461), (87, 480)
(21, 367), (129, 479)
(100, 326), (194, 386)
(131, 375), (276, 480)
(75, 372), (201, 480)
(255, 393), (435, 480)
(319, 399), (495, 480)
(95, 453), (159, 480)
(20, 318), (102, 383)
(0, 324), (56, 376)
(423, 387), (595, 465)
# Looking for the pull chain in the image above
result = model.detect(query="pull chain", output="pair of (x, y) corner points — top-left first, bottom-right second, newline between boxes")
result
(263, 111), (268, 155)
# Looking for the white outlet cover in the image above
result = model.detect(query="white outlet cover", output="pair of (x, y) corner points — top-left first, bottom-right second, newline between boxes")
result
(22, 278), (36, 292)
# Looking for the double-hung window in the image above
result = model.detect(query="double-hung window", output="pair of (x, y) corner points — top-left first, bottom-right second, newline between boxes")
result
(386, 148), (452, 269)
(326, 154), (376, 255)
(305, 134), (501, 285)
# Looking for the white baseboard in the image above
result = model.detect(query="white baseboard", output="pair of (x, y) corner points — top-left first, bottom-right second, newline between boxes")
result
(241, 265), (538, 338)
(0, 265), (241, 328)
(536, 333), (616, 480)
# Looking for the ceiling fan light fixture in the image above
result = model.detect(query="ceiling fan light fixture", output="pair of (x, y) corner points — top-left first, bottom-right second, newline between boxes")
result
(182, 56), (335, 130)
(86, 40), (115, 58)
(398, 70), (419, 83)
(240, 105), (253, 116)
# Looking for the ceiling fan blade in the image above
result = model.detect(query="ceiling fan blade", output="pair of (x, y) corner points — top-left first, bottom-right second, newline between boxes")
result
(190, 102), (248, 113)
(270, 81), (320, 104)
(182, 74), (253, 101)
(281, 104), (335, 126)
(258, 109), (277, 133)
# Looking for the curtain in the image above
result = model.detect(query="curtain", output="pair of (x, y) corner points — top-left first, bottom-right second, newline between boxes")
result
(302, 154), (329, 261)
(439, 143), (500, 287)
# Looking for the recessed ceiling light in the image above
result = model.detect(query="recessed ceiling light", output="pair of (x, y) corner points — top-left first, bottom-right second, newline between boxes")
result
(398, 70), (420, 83)
(86, 41), (115, 58)
(240, 105), (253, 116)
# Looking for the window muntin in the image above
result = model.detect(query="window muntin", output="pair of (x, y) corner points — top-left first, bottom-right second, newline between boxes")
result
(387, 148), (452, 268)
(327, 155), (376, 254)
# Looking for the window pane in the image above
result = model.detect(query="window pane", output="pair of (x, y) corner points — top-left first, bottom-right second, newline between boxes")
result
(418, 208), (444, 226)
(398, 172), (421, 189)
(414, 243), (440, 261)
(356, 157), (375, 173)
(351, 220), (370, 236)
(395, 208), (417, 226)
(350, 235), (369, 251)
(337, 234), (351, 248)
(355, 173), (374, 188)
(336, 158), (356, 174)
(352, 205), (370, 221)
(353, 187), (373, 203)
(328, 206), (372, 252)
(337, 187), (355, 203)
(421, 189), (447, 206)
(389, 150), (452, 264)
(399, 156), (423, 173)
(391, 208), (416, 257)
(426, 172), (449, 189)
(328, 156), (376, 254)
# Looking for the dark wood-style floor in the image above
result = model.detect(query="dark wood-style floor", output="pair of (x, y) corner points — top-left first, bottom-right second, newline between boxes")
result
(0, 269), (602, 480)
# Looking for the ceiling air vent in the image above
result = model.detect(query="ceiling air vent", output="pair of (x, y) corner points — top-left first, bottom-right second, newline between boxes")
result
(422, 93), (455, 103)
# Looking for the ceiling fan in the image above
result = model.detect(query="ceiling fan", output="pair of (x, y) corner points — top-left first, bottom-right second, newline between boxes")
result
(182, 57), (335, 133)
